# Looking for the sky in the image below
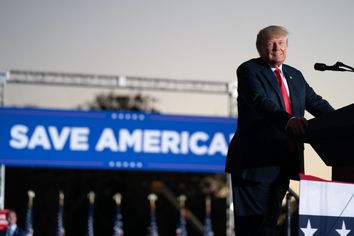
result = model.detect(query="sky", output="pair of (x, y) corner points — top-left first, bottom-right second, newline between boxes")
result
(1, 0), (354, 185)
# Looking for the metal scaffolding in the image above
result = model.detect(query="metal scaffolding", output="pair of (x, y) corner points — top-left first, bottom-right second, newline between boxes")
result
(8, 69), (231, 93)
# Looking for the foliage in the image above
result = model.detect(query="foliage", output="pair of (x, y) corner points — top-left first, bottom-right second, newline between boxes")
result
(79, 92), (159, 112)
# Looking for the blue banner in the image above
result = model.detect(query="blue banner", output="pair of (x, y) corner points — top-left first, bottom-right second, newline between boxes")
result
(0, 108), (236, 173)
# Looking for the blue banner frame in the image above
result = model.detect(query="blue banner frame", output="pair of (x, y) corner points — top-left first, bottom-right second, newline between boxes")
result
(0, 108), (236, 173)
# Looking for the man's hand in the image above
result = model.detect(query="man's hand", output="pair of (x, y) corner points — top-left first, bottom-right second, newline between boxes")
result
(286, 117), (308, 137)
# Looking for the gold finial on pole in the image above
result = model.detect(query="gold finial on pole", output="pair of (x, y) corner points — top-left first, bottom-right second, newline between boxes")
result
(147, 193), (158, 209)
(87, 191), (95, 204)
(205, 196), (211, 214)
(177, 195), (187, 208)
(27, 190), (35, 208)
(113, 193), (122, 205)
(28, 190), (35, 199)
(59, 191), (65, 206)
(177, 194), (187, 217)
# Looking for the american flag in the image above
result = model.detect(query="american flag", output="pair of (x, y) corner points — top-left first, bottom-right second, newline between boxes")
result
(57, 191), (65, 236)
(176, 211), (187, 236)
(299, 174), (354, 236)
(113, 193), (124, 236)
(176, 195), (187, 236)
(147, 194), (158, 236)
(25, 190), (35, 236)
(203, 197), (213, 236)
(87, 191), (95, 236)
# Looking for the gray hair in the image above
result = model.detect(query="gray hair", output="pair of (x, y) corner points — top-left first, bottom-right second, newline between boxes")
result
(256, 25), (288, 51)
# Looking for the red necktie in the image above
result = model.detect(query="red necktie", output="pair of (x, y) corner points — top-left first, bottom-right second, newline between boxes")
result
(274, 66), (292, 114)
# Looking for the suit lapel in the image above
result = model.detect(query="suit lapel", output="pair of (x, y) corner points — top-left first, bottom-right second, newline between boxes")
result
(260, 65), (285, 109)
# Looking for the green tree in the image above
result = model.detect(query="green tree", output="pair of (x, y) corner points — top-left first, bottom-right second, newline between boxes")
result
(79, 92), (159, 112)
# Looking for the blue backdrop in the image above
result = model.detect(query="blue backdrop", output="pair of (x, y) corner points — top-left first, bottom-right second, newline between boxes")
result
(0, 107), (236, 173)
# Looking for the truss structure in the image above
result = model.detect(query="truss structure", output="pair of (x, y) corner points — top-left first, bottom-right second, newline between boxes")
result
(7, 69), (233, 92)
(2, 69), (238, 115)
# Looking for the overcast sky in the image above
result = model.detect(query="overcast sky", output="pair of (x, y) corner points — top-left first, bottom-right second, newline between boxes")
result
(1, 0), (354, 182)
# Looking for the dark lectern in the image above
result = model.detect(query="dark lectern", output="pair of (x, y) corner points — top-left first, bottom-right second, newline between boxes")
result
(302, 103), (354, 182)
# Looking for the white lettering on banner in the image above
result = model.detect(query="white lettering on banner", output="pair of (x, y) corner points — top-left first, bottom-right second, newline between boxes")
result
(161, 130), (180, 154)
(189, 132), (208, 155)
(119, 129), (142, 152)
(208, 132), (228, 155)
(28, 126), (51, 150)
(49, 126), (71, 150)
(9, 125), (90, 151)
(143, 130), (161, 153)
(95, 128), (119, 151)
(9, 125), (230, 156)
(70, 127), (89, 151)
(9, 124), (29, 149)
(180, 131), (189, 154)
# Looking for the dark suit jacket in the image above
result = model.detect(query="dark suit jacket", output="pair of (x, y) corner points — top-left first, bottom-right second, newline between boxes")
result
(225, 58), (334, 182)
(0, 227), (26, 236)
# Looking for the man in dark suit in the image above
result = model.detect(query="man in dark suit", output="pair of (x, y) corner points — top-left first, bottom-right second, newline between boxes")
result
(0, 210), (26, 236)
(225, 25), (334, 236)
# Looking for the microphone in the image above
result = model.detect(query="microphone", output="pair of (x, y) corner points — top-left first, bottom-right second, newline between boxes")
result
(314, 62), (347, 71)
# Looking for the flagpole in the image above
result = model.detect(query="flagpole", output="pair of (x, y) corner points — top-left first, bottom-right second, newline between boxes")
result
(203, 196), (214, 236)
(25, 190), (35, 236)
(0, 71), (7, 210)
(147, 193), (158, 236)
(226, 174), (234, 236)
(176, 195), (187, 236)
(87, 191), (95, 236)
(112, 193), (124, 236)
(57, 191), (65, 236)
(0, 165), (4, 210)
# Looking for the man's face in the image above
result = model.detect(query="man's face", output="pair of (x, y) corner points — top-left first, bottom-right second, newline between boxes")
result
(7, 211), (17, 225)
(259, 35), (288, 66)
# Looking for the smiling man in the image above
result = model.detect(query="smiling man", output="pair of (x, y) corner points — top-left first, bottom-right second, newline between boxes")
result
(226, 25), (334, 235)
